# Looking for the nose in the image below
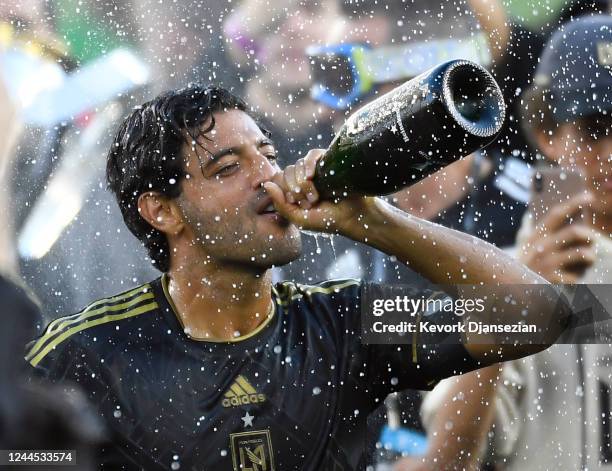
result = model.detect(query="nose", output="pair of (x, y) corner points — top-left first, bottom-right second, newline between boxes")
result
(251, 153), (280, 191)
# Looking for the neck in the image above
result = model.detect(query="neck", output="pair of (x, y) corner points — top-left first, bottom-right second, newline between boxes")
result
(165, 255), (274, 342)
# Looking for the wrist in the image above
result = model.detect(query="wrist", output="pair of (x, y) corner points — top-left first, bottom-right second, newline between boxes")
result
(337, 197), (395, 241)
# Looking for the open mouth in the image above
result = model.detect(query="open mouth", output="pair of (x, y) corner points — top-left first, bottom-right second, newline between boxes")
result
(260, 202), (277, 215)
(256, 198), (286, 223)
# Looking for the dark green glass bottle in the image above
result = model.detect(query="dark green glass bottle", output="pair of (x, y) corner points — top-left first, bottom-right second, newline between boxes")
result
(313, 59), (506, 199)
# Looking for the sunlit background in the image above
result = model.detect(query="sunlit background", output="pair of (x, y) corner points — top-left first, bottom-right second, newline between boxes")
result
(1, 0), (607, 323)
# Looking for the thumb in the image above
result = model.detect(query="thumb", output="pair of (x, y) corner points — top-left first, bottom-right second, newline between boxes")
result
(263, 182), (295, 218)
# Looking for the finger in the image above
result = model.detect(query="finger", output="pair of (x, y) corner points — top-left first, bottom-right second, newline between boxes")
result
(538, 191), (593, 233)
(269, 171), (294, 203)
(292, 159), (318, 205)
(553, 224), (594, 249)
(301, 180), (320, 204)
(295, 158), (306, 188)
(297, 198), (312, 210)
(270, 170), (290, 193)
(555, 271), (579, 284)
(283, 164), (298, 192)
(304, 149), (326, 180)
(262, 182), (294, 217)
(556, 246), (597, 269)
(283, 164), (299, 201)
(520, 235), (559, 256)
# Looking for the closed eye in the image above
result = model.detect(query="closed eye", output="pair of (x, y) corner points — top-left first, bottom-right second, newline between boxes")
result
(215, 163), (240, 177)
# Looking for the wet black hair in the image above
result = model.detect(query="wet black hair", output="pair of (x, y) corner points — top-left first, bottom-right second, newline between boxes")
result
(106, 84), (249, 272)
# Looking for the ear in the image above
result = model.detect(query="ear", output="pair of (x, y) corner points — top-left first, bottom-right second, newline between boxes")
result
(138, 192), (185, 236)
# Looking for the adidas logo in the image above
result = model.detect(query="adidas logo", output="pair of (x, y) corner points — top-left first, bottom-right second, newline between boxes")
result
(222, 375), (266, 408)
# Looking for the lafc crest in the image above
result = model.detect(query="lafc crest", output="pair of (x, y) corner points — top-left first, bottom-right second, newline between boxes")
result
(230, 429), (275, 471)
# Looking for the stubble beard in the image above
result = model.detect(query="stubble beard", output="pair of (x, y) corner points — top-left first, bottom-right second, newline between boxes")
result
(189, 216), (303, 270)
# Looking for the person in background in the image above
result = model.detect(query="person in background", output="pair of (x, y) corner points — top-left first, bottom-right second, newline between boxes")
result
(396, 15), (612, 470)
(5, 1), (153, 321)
(0, 64), (21, 273)
(0, 64), (103, 470)
(133, 0), (242, 92)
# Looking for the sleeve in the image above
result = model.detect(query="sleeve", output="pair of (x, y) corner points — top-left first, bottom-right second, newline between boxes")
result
(26, 335), (87, 383)
(0, 275), (42, 378)
(488, 361), (526, 459)
(356, 282), (484, 395)
(366, 340), (484, 393)
(26, 338), (166, 471)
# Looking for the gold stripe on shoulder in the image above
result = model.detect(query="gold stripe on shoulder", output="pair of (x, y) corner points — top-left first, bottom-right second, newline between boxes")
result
(274, 279), (360, 305)
(26, 285), (153, 362)
(29, 301), (158, 367)
(298, 279), (360, 296)
(45, 283), (152, 335)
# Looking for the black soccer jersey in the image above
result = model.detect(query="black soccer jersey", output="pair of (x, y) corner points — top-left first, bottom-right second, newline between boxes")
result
(26, 276), (480, 470)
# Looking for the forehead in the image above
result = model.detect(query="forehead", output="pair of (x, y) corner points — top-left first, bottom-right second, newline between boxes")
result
(199, 109), (265, 150)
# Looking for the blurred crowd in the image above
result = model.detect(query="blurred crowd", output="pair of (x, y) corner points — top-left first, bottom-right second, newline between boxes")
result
(1, 0), (611, 469)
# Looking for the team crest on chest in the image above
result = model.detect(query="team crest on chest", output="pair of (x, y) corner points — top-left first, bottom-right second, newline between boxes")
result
(230, 429), (275, 471)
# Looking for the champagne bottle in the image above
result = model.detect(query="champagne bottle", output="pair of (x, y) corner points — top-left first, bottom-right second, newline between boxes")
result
(313, 59), (506, 199)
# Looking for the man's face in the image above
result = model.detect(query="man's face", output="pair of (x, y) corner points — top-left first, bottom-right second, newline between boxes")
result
(552, 115), (612, 215)
(174, 109), (302, 268)
(241, 0), (390, 125)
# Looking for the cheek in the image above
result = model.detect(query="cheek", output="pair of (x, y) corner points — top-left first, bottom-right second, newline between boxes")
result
(557, 142), (594, 169)
(562, 139), (583, 159)
(345, 18), (390, 46)
(590, 194), (612, 217)
(583, 152), (610, 175)
(211, 204), (250, 224)
(183, 191), (245, 224)
(212, 193), (253, 223)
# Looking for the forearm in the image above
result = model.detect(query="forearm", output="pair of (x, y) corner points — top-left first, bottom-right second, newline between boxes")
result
(398, 367), (500, 471)
(342, 199), (561, 363)
(466, 0), (510, 64)
(427, 367), (499, 469)
(343, 198), (546, 286)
